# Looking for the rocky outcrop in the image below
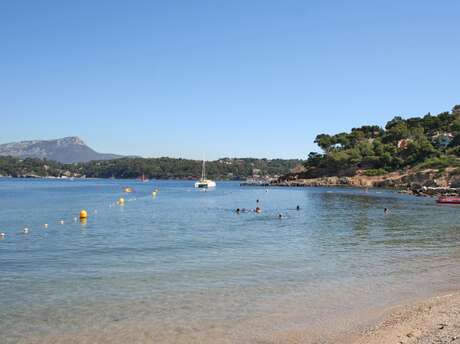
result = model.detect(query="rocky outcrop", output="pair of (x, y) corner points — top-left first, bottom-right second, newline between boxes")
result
(272, 168), (460, 196)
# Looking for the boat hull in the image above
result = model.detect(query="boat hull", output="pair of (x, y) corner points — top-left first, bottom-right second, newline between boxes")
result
(437, 197), (460, 204)
(194, 180), (216, 188)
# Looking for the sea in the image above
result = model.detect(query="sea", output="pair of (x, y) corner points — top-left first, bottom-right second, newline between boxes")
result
(0, 178), (459, 343)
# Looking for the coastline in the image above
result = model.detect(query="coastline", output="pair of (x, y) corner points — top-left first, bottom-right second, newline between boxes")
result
(350, 292), (460, 344)
(261, 167), (460, 197)
(9, 292), (460, 344)
(266, 291), (460, 344)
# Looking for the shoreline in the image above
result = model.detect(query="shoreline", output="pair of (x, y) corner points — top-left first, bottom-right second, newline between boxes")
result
(272, 291), (460, 344)
(8, 292), (460, 344)
(350, 291), (460, 344)
(242, 168), (460, 197)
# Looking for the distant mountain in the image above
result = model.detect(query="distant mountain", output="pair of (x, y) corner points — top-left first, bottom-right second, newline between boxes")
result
(0, 137), (123, 163)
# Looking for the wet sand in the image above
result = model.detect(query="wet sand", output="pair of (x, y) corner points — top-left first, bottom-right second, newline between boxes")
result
(253, 292), (460, 344)
(352, 292), (460, 344)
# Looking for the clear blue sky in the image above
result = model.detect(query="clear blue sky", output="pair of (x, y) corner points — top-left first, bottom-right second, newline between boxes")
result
(1, 1), (459, 159)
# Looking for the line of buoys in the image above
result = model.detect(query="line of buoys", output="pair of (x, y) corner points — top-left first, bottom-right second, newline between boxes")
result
(2, 188), (159, 241)
(1, 207), (96, 241)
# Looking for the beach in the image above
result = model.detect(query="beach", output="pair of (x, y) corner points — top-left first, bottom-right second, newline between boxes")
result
(9, 292), (460, 344)
(352, 292), (460, 344)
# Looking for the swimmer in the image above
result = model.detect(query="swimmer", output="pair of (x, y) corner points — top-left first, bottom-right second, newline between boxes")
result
(23, 228), (29, 234)
(278, 213), (283, 219)
(384, 208), (389, 214)
(296, 205), (300, 211)
(255, 207), (261, 213)
(236, 208), (241, 214)
(256, 199), (260, 203)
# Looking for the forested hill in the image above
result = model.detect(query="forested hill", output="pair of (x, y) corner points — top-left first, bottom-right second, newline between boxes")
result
(303, 105), (460, 178)
(0, 156), (302, 180)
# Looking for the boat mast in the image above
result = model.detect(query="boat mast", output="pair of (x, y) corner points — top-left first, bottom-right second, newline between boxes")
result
(201, 159), (206, 180)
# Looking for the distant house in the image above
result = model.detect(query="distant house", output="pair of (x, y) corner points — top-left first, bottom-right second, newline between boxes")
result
(397, 139), (412, 150)
(432, 132), (454, 147)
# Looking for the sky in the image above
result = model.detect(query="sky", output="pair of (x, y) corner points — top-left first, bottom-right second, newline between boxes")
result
(1, 1), (459, 160)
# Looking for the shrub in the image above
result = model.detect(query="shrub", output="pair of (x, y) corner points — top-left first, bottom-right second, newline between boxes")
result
(363, 168), (387, 176)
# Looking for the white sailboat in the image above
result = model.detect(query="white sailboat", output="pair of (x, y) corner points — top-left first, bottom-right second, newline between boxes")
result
(194, 160), (216, 188)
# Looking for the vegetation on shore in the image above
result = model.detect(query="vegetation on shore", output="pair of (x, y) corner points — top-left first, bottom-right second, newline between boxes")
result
(0, 156), (301, 180)
(302, 105), (460, 178)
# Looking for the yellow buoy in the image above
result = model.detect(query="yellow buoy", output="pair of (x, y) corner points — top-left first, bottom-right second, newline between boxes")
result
(118, 197), (125, 205)
(152, 191), (157, 197)
(79, 210), (88, 219)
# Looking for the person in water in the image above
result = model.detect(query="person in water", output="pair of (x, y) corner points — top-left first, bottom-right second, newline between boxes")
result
(296, 205), (300, 211)
(236, 208), (240, 214)
(255, 207), (261, 213)
(384, 207), (389, 214)
(278, 213), (283, 219)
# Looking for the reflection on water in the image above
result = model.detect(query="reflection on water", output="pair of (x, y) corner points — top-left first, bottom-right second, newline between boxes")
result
(0, 179), (459, 343)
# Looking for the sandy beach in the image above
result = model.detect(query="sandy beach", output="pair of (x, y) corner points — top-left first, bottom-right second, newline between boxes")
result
(352, 292), (460, 344)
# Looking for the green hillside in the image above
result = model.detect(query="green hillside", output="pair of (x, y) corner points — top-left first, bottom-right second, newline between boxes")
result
(304, 105), (460, 177)
(0, 156), (301, 180)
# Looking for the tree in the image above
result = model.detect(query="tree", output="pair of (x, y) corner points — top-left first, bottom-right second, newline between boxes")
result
(314, 134), (334, 152)
(422, 113), (441, 134)
(333, 132), (350, 149)
(384, 117), (409, 142)
(402, 138), (437, 165)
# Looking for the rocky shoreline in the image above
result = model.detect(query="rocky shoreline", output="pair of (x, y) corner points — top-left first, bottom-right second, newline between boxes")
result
(266, 167), (460, 197)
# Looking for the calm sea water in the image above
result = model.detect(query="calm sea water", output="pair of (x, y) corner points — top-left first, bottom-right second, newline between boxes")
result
(1, 178), (460, 343)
